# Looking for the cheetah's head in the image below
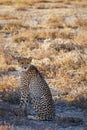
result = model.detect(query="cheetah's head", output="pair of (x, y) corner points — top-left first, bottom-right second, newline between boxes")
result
(18, 57), (32, 71)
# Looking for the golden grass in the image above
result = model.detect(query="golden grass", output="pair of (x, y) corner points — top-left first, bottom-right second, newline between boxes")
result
(1, 20), (23, 33)
(0, 0), (43, 5)
(30, 2), (66, 9)
(0, 46), (17, 72)
(0, 14), (18, 20)
(15, 4), (29, 11)
(75, 18), (87, 30)
(51, 64), (87, 105)
(0, 55), (6, 70)
(0, 75), (19, 92)
(64, 0), (87, 7)
(0, 0), (12, 5)
(74, 31), (87, 49)
(58, 28), (75, 39)
(12, 28), (75, 44)
(0, 36), (4, 45)
(0, 0), (87, 8)
(12, 29), (37, 42)
(47, 15), (65, 29)
(13, 33), (40, 50)
(0, 75), (20, 103)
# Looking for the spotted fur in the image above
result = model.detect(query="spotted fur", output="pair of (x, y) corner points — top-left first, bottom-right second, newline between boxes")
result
(18, 57), (55, 120)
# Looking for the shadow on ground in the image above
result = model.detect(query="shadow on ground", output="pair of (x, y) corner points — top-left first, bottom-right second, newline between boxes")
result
(0, 70), (87, 130)
(0, 93), (86, 130)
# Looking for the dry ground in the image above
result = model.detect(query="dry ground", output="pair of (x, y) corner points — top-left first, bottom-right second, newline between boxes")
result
(0, 0), (87, 129)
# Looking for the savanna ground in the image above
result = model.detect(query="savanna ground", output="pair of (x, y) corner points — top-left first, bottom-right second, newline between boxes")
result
(0, 0), (87, 130)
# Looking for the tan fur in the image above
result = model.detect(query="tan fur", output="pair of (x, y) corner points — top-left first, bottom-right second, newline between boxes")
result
(18, 57), (55, 120)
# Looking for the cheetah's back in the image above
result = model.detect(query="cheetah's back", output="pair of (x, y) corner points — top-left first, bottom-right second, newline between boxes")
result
(29, 72), (55, 120)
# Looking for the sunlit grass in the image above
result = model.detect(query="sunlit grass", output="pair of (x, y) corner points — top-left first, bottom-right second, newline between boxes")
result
(47, 15), (65, 29)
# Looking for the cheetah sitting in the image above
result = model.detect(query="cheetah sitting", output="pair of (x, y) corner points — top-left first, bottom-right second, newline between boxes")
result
(17, 57), (55, 121)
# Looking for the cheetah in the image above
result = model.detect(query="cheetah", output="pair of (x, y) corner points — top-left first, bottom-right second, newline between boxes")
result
(17, 57), (55, 121)
(17, 57), (32, 115)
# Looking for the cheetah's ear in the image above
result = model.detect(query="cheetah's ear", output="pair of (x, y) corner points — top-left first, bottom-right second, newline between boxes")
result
(16, 57), (22, 62)
(10, 55), (21, 62)
(28, 57), (32, 63)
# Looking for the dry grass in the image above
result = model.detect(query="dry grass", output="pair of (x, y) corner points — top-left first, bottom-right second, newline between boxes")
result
(12, 28), (75, 44)
(0, 0), (45, 5)
(34, 39), (87, 109)
(64, 0), (87, 7)
(12, 31), (40, 51)
(12, 29), (56, 42)
(1, 20), (23, 33)
(0, 45), (17, 72)
(0, 75), (20, 104)
(74, 31), (87, 49)
(15, 4), (29, 11)
(58, 28), (75, 39)
(31, 2), (66, 9)
(0, 0), (87, 8)
(49, 63), (87, 109)
(0, 75), (19, 92)
(47, 15), (65, 29)
(0, 36), (5, 45)
(0, 14), (18, 20)
(0, 0), (12, 5)
(75, 18), (87, 30)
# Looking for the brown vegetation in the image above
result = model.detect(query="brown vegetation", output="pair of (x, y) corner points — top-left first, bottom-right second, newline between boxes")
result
(47, 16), (65, 28)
